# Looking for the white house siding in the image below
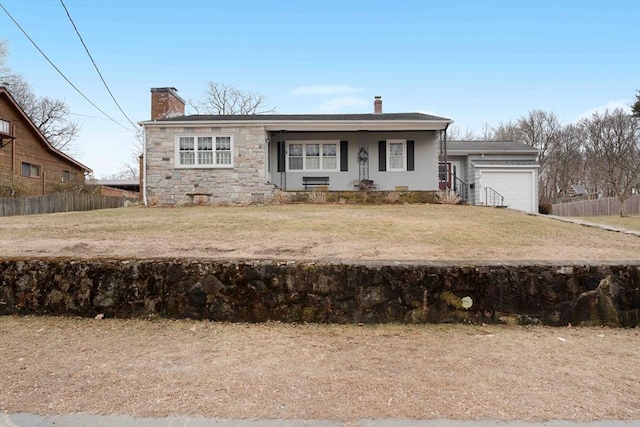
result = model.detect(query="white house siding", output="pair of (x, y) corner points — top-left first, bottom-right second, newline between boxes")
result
(268, 131), (439, 191)
(145, 125), (278, 204)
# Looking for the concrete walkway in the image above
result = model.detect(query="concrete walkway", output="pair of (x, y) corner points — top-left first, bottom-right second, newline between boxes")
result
(2, 414), (640, 427)
(528, 212), (640, 237)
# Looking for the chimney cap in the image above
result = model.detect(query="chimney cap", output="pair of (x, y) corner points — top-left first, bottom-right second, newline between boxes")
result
(150, 87), (185, 104)
(151, 87), (179, 92)
(374, 96), (382, 99)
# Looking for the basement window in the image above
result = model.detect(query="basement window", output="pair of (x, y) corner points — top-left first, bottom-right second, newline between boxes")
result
(21, 162), (41, 178)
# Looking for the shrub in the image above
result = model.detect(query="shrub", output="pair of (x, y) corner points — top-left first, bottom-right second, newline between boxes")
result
(384, 191), (401, 204)
(307, 187), (327, 204)
(272, 192), (290, 204)
(0, 184), (25, 198)
(434, 190), (461, 205)
(539, 202), (553, 215)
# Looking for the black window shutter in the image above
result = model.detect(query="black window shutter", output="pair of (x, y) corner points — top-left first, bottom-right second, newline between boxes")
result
(340, 140), (348, 171)
(277, 141), (284, 172)
(407, 140), (415, 171)
(378, 141), (386, 171)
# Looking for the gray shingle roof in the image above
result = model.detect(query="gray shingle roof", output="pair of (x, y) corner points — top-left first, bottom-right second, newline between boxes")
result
(471, 159), (539, 166)
(158, 112), (450, 122)
(447, 140), (538, 152)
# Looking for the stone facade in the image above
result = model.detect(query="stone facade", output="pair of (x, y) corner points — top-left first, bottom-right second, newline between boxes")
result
(145, 125), (278, 204)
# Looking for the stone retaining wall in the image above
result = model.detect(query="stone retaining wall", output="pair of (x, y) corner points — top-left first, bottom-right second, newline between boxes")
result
(1, 260), (638, 327)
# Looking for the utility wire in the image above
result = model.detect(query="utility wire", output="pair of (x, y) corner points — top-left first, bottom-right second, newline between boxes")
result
(59, 0), (139, 132)
(0, 2), (135, 133)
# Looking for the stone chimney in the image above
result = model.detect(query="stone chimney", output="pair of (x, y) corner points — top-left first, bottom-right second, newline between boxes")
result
(150, 87), (185, 120)
(374, 96), (382, 114)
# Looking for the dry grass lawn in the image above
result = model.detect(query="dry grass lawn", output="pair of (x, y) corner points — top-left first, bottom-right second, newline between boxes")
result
(576, 215), (640, 232)
(1, 204), (640, 262)
(1, 316), (639, 422)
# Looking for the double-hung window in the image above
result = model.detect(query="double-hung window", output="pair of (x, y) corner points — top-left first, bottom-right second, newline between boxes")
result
(176, 135), (233, 168)
(287, 141), (338, 171)
(387, 139), (406, 171)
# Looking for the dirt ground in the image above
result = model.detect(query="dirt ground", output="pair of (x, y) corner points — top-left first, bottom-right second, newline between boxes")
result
(1, 317), (639, 422)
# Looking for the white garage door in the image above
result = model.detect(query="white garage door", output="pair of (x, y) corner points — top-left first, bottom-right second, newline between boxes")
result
(480, 170), (535, 213)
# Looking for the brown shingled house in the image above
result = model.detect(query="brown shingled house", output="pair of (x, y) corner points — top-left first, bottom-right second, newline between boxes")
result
(0, 86), (91, 196)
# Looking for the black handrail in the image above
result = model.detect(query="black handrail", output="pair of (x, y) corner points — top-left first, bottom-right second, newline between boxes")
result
(485, 186), (505, 207)
(451, 175), (468, 201)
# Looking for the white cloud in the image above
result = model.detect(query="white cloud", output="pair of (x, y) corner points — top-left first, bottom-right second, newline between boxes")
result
(573, 99), (631, 122)
(316, 96), (368, 113)
(291, 85), (361, 96)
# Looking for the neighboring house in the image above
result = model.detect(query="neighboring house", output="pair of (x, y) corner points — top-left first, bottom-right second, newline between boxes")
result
(140, 87), (540, 212)
(444, 141), (540, 213)
(94, 179), (141, 199)
(0, 86), (91, 196)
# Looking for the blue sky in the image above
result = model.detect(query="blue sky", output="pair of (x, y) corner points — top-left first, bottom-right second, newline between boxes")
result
(1, 0), (639, 177)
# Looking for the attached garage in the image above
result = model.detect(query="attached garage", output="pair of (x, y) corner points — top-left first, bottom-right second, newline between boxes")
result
(472, 161), (539, 213)
(442, 141), (540, 214)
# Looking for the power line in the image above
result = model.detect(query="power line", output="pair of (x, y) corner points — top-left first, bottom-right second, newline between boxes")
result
(59, 0), (139, 132)
(0, 2), (136, 133)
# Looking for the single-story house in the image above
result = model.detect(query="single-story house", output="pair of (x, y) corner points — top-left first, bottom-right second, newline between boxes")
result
(140, 87), (539, 212)
(0, 86), (91, 196)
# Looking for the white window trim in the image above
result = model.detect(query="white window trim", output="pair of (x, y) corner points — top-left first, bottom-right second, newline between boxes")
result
(0, 118), (10, 135)
(387, 139), (407, 172)
(286, 140), (340, 172)
(174, 134), (234, 169)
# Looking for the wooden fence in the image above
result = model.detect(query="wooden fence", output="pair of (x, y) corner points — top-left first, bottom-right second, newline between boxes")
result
(0, 193), (136, 217)
(552, 194), (640, 217)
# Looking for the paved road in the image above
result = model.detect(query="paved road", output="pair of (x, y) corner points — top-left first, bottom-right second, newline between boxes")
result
(2, 414), (640, 427)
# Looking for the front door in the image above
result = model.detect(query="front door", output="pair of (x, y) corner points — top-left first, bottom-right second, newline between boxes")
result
(439, 161), (460, 190)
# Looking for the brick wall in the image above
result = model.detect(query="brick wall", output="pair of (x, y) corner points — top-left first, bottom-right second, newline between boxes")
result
(100, 186), (140, 199)
(145, 125), (278, 204)
(151, 88), (185, 120)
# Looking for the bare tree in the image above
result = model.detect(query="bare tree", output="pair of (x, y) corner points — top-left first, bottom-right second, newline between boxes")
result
(492, 120), (522, 142)
(491, 112), (563, 202)
(189, 81), (275, 115)
(102, 159), (139, 180)
(546, 124), (587, 202)
(447, 124), (477, 141)
(478, 122), (495, 141)
(582, 108), (640, 217)
(0, 41), (80, 153)
(447, 123), (494, 141)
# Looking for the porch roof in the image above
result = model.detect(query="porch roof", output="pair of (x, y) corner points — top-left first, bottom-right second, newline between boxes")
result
(140, 112), (452, 131)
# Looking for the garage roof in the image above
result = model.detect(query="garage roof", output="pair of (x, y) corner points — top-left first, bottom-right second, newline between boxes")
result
(471, 159), (539, 167)
(447, 141), (539, 154)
